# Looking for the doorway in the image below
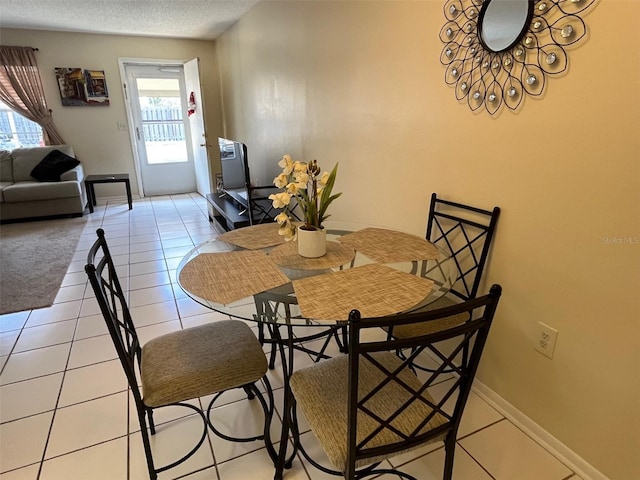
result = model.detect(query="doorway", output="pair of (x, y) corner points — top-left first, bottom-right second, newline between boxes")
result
(122, 63), (197, 196)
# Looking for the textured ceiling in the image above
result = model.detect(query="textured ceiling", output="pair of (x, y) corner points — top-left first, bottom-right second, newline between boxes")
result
(0, 0), (260, 40)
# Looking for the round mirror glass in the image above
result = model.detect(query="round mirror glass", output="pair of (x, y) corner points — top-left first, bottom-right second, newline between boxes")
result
(480, 0), (532, 52)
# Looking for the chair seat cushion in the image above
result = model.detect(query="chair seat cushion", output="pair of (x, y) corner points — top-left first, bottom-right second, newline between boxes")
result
(141, 320), (267, 408)
(290, 352), (447, 471)
(390, 296), (469, 339)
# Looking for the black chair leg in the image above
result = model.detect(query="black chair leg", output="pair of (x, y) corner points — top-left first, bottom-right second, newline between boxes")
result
(147, 408), (156, 435)
(255, 304), (280, 370)
(267, 324), (278, 369)
(243, 384), (256, 400)
(443, 433), (456, 480)
(139, 411), (158, 479)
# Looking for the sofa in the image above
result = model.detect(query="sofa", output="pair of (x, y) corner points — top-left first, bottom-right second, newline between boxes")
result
(0, 145), (87, 222)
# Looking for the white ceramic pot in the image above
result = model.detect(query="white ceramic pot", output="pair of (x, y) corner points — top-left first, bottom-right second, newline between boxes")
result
(297, 227), (326, 258)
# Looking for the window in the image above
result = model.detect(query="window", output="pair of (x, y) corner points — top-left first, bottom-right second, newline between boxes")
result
(136, 78), (188, 164)
(0, 100), (44, 149)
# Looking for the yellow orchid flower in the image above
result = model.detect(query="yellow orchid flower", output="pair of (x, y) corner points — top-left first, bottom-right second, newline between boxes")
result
(269, 192), (291, 209)
(278, 154), (294, 174)
(275, 212), (289, 225)
(274, 173), (288, 188)
(293, 171), (309, 185)
(278, 223), (296, 241)
(286, 182), (301, 195)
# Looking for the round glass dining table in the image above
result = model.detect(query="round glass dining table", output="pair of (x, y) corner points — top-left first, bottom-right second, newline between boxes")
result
(176, 220), (457, 478)
(177, 220), (457, 326)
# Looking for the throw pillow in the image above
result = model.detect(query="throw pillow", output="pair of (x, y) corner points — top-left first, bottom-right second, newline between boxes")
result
(30, 149), (80, 182)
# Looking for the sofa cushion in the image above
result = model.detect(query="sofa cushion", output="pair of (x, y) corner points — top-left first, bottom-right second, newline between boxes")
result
(0, 150), (12, 183)
(30, 149), (80, 182)
(60, 163), (83, 182)
(2, 180), (81, 203)
(11, 145), (75, 182)
(0, 181), (14, 202)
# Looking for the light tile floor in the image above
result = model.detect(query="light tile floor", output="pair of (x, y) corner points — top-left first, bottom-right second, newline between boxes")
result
(0, 194), (580, 480)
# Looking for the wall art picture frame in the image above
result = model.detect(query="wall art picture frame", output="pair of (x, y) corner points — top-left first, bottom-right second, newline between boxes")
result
(55, 67), (110, 106)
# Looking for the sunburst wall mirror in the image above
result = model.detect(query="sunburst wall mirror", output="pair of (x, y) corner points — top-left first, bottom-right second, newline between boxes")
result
(439, 0), (598, 115)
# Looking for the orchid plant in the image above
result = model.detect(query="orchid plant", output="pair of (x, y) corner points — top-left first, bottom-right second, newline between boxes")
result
(269, 154), (341, 241)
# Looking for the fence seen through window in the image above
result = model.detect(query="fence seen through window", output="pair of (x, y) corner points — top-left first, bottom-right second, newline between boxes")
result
(141, 104), (185, 142)
(139, 95), (188, 164)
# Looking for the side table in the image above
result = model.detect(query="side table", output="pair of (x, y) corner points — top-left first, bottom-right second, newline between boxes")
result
(85, 174), (133, 213)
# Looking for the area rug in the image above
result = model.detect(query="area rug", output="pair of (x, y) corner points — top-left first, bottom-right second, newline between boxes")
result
(0, 216), (87, 315)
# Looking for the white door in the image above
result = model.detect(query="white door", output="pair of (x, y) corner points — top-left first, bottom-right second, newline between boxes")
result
(124, 64), (196, 196)
(184, 58), (212, 196)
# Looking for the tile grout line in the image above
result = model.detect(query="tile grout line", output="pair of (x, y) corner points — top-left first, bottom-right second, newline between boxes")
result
(456, 440), (497, 480)
(34, 302), (82, 480)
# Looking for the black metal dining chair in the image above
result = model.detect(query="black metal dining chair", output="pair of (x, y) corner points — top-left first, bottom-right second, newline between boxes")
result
(428, 193), (500, 299)
(391, 193), (500, 341)
(85, 228), (276, 480)
(287, 285), (502, 480)
(249, 185), (305, 225)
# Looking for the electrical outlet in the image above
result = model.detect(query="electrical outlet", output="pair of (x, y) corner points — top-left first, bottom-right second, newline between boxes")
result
(535, 322), (558, 359)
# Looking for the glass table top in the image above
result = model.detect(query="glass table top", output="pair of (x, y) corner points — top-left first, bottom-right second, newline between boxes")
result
(177, 221), (457, 326)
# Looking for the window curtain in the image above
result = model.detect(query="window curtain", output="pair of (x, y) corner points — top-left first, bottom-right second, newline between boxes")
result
(0, 46), (65, 145)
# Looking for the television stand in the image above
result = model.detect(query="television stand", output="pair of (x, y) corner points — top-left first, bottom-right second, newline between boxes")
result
(206, 193), (249, 231)
(206, 186), (283, 231)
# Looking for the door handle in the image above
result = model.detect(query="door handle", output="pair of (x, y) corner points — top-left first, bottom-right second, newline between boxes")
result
(136, 127), (141, 141)
(200, 133), (211, 147)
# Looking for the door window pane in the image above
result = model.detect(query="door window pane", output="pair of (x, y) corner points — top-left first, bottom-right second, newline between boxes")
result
(0, 101), (44, 148)
(136, 78), (188, 164)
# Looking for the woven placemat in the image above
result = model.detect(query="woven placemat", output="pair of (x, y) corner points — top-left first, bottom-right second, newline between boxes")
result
(293, 263), (434, 321)
(338, 227), (439, 263)
(218, 223), (286, 250)
(268, 240), (356, 270)
(179, 250), (289, 305)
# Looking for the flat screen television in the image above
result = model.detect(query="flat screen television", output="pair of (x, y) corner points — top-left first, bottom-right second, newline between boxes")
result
(218, 137), (250, 208)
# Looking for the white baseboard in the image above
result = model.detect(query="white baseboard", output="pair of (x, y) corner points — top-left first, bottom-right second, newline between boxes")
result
(472, 381), (608, 480)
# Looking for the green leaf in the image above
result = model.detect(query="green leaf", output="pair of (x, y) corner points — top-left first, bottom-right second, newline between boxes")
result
(318, 163), (340, 226)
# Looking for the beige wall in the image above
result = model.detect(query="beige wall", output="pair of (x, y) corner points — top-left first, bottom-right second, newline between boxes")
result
(215, 1), (640, 479)
(0, 28), (223, 198)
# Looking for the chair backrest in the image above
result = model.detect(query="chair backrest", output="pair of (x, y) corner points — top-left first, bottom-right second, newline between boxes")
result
(248, 186), (277, 225)
(85, 228), (144, 404)
(248, 187), (304, 225)
(344, 285), (502, 478)
(426, 193), (500, 301)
